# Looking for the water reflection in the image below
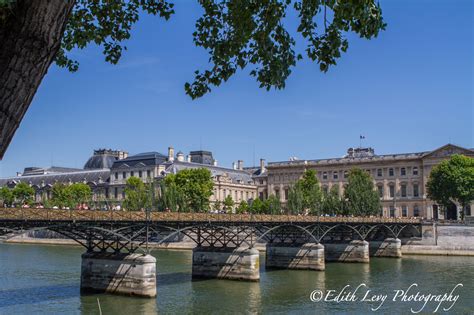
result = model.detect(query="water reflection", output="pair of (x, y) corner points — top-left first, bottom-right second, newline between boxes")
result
(80, 294), (158, 315)
(0, 243), (473, 314)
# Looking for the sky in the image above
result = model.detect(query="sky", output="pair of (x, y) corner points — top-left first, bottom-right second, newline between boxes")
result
(0, 0), (472, 177)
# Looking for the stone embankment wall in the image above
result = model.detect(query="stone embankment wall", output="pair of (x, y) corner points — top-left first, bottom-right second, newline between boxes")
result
(402, 223), (474, 256)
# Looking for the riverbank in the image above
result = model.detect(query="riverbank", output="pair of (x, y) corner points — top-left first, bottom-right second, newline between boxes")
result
(5, 236), (474, 256)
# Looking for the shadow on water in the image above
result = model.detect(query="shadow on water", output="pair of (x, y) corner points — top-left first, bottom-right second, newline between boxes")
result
(156, 271), (192, 286)
(0, 284), (78, 308)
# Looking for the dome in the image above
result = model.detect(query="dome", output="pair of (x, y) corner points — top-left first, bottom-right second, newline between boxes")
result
(84, 154), (117, 170)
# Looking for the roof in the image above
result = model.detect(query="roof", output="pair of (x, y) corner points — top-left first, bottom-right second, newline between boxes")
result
(0, 169), (110, 187)
(111, 151), (168, 168)
(163, 161), (254, 185)
(268, 144), (474, 168)
(84, 154), (117, 170)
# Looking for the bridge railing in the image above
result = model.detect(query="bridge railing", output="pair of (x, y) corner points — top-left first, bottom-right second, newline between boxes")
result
(0, 208), (422, 224)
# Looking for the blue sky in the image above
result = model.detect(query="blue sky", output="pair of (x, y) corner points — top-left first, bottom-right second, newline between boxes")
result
(0, 0), (472, 177)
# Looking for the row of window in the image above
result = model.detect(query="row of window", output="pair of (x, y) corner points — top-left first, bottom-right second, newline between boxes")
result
(389, 205), (420, 217)
(218, 189), (255, 202)
(378, 183), (420, 198)
(114, 170), (152, 180)
(320, 166), (419, 181)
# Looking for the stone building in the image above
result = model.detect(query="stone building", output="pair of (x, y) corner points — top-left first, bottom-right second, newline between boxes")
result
(0, 147), (257, 210)
(256, 144), (473, 220)
(108, 147), (257, 208)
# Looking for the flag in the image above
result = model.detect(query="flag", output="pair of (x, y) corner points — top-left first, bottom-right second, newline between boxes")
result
(360, 135), (365, 139)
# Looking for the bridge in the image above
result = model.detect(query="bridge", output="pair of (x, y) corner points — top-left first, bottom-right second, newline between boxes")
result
(0, 208), (422, 298)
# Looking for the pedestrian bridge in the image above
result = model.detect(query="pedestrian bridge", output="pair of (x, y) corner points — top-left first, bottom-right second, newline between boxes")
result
(0, 208), (422, 297)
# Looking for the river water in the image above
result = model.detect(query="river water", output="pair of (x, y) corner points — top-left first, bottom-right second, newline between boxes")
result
(0, 243), (473, 314)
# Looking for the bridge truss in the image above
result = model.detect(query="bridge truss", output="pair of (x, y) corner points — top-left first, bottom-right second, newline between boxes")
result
(0, 209), (422, 254)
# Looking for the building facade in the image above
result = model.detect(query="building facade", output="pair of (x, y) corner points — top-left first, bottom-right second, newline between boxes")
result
(0, 147), (257, 210)
(0, 143), (472, 218)
(257, 144), (473, 220)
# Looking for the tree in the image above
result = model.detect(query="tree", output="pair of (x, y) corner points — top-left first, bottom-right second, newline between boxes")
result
(68, 183), (92, 207)
(51, 183), (72, 208)
(236, 200), (248, 214)
(343, 168), (380, 216)
(158, 180), (184, 212)
(223, 195), (234, 213)
(12, 182), (35, 205)
(299, 169), (323, 214)
(250, 198), (264, 214)
(427, 154), (474, 220)
(213, 200), (222, 211)
(321, 186), (344, 216)
(123, 176), (150, 211)
(0, 186), (14, 207)
(0, 0), (385, 158)
(165, 168), (214, 212)
(264, 195), (281, 215)
(287, 183), (305, 215)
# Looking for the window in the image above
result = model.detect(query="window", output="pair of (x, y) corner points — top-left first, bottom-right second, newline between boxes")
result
(114, 172), (118, 180)
(147, 170), (151, 178)
(378, 185), (383, 198)
(389, 185), (395, 198)
(390, 206), (396, 217)
(131, 171), (134, 177)
(401, 167), (406, 176)
(401, 184), (407, 197)
(377, 169), (383, 177)
(402, 206), (408, 217)
(333, 171), (338, 180)
(122, 172), (126, 179)
(105, 188), (109, 199)
(344, 171), (348, 179)
(275, 189), (280, 199)
(121, 190), (125, 199)
(259, 192), (264, 200)
(389, 168), (394, 177)
(323, 172), (328, 180)
(259, 179), (264, 185)
(413, 205), (420, 217)
(413, 184), (419, 197)
(114, 187), (118, 199)
(139, 171), (142, 178)
(413, 167), (419, 176)
(284, 188), (289, 200)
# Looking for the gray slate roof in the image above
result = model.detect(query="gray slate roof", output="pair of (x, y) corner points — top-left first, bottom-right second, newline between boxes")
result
(111, 152), (168, 169)
(163, 161), (254, 185)
(0, 169), (110, 188)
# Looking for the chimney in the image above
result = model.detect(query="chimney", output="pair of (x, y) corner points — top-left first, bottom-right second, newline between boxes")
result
(213, 160), (218, 166)
(232, 162), (237, 170)
(168, 146), (174, 162)
(260, 158), (266, 173)
(237, 160), (243, 170)
(176, 151), (185, 162)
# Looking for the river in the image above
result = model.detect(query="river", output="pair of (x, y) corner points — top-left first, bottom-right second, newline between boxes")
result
(0, 243), (473, 314)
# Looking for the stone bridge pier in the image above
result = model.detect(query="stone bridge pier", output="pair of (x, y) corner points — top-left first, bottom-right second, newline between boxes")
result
(265, 243), (325, 270)
(369, 238), (402, 258)
(80, 252), (157, 297)
(191, 246), (260, 281)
